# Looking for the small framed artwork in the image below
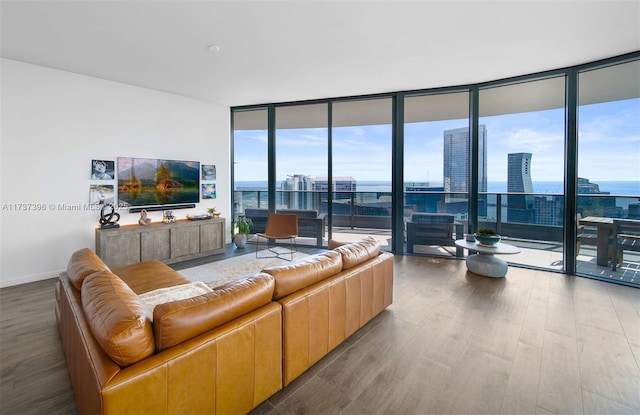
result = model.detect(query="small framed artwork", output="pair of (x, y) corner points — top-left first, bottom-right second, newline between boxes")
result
(91, 160), (115, 180)
(202, 183), (216, 199)
(202, 164), (216, 180)
(90, 184), (115, 205)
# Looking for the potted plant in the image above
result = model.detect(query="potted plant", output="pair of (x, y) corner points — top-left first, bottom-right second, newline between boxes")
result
(474, 228), (501, 246)
(207, 207), (220, 217)
(232, 216), (253, 248)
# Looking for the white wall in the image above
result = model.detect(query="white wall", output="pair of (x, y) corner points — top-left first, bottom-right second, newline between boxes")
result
(0, 59), (231, 287)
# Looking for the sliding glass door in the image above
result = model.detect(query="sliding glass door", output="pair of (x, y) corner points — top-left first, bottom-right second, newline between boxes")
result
(576, 60), (640, 284)
(478, 77), (566, 271)
(331, 98), (393, 250)
(275, 104), (328, 245)
(403, 92), (470, 256)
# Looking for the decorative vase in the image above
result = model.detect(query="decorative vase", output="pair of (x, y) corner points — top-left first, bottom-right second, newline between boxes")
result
(233, 233), (247, 248)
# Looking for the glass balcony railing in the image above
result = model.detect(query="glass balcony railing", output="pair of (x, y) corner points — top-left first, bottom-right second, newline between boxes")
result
(234, 189), (638, 231)
(233, 189), (639, 285)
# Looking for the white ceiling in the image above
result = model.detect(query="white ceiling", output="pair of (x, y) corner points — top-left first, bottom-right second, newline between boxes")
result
(1, 0), (639, 108)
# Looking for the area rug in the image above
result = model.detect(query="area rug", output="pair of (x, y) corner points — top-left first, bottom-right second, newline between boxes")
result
(179, 250), (309, 288)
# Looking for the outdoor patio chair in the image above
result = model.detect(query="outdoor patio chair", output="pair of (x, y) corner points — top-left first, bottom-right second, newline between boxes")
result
(256, 213), (298, 261)
(576, 213), (597, 253)
(611, 219), (640, 271)
(406, 213), (464, 256)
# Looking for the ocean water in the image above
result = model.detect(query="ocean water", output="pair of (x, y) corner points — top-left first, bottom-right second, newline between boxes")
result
(236, 180), (640, 196)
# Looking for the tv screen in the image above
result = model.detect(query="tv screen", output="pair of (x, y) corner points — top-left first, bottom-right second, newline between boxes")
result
(117, 157), (200, 208)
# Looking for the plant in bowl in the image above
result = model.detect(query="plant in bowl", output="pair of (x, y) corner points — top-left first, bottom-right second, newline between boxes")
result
(474, 228), (501, 246)
(207, 207), (220, 217)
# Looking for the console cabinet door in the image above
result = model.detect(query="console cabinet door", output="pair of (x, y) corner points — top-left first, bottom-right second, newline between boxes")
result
(98, 232), (141, 268)
(172, 225), (201, 258)
(141, 229), (171, 262)
(201, 221), (224, 252)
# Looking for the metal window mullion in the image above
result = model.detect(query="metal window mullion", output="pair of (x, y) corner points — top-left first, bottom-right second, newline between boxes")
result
(565, 69), (579, 274)
(469, 86), (479, 234)
(392, 93), (405, 254)
(267, 104), (276, 213)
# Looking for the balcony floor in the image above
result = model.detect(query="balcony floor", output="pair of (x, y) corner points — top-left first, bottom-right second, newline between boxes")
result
(328, 228), (640, 287)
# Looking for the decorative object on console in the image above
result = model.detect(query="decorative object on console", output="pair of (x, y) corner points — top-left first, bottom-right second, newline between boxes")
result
(163, 210), (176, 224)
(138, 209), (152, 226)
(186, 214), (212, 221)
(99, 204), (120, 229)
(207, 207), (221, 217)
(474, 228), (501, 246)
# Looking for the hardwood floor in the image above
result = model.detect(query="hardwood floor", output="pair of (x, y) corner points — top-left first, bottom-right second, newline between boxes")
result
(1, 253), (639, 414)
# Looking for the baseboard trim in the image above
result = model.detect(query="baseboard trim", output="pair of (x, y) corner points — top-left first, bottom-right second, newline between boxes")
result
(0, 269), (62, 288)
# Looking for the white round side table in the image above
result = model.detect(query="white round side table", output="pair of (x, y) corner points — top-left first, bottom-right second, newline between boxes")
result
(454, 239), (521, 278)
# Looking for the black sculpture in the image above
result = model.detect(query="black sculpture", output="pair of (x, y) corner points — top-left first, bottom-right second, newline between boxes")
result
(99, 204), (120, 229)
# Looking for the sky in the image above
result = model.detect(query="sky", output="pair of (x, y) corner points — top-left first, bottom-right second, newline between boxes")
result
(234, 98), (640, 189)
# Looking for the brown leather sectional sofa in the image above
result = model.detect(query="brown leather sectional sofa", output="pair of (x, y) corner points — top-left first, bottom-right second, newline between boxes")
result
(56, 237), (393, 414)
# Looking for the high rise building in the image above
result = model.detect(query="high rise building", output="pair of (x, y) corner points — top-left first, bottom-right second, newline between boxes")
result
(404, 182), (445, 213)
(507, 152), (535, 223)
(281, 174), (314, 209)
(281, 175), (358, 209)
(312, 177), (357, 193)
(577, 177), (618, 217)
(443, 126), (487, 213)
(443, 125), (487, 195)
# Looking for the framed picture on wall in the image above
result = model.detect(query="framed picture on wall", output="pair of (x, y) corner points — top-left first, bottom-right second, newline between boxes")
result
(91, 160), (115, 180)
(202, 183), (216, 199)
(202, 164), (216, 180)
(90, 184), (115, 206)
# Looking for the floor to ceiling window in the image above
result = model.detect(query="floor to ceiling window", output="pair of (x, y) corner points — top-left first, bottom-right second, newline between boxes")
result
(231, 52), (640, 288)
(232, 108), (269, 214)
(576, 60), (640, 285)
(275, 103), (328, 245)
(403, 91), (470, 256)
(478, 76), (567, 271)
(331, 98), (393, 250)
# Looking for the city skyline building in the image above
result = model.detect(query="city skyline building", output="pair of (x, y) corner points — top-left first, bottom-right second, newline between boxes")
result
(443, 125), (487, 199)
(281, 174), (314, 209)
(312, 176), (357, 193)
(507, 152), (535, 223)
(281, 174), (358, 209)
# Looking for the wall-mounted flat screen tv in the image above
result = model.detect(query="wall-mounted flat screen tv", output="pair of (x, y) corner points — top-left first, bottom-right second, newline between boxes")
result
(117, 157), (200, 209)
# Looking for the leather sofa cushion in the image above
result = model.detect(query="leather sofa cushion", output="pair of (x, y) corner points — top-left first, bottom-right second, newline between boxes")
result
(81, 271), (155, 367)
(333, 236), (381, 270)
(153, 273), (275, 351)
(263, 250), (343, 300)
(113, 260), (190, 294)
(67, 248), (110, 290)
